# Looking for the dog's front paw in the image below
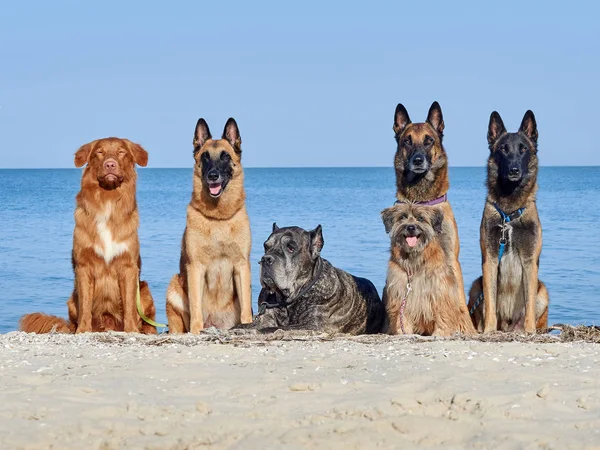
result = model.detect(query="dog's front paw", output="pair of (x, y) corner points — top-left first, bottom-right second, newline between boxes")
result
(524, 320), (536, 334)
(75, 324), (91, 334)
(241, 313), (253, 324)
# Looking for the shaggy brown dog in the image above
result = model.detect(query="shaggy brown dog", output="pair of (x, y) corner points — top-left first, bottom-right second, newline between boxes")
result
(382, 204), (475, 336)
(468, 110), (549, 333)
(20, 138), (157, 334)
(393, 102), (467, 307)
(166, 118), (252, 333)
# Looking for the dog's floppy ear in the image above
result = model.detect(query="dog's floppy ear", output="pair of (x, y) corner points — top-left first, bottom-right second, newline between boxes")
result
(488, 111), (506, 146)
(193, 118), (212, 153)
(393, 103), (411, 139)
(426, 101), (445, 137)
(272, 223), (280, 233)
(519, 110), (538, 144)
(432, 209), (444, 234)
(124, 140), (148, 167)
(222, 118), (242, 155)
(309, 225), (324, 260)
(381, 207), (396, 234)
(74, 141), (96, 167)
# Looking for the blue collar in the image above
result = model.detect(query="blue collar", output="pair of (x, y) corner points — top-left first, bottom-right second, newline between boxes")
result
(493, 203), (526, 223)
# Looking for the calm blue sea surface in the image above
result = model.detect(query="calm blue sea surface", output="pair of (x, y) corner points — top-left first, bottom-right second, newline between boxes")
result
(0, 167), (598, 333)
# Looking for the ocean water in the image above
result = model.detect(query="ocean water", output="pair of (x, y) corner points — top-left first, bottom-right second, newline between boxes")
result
(0, 167), (598, 333)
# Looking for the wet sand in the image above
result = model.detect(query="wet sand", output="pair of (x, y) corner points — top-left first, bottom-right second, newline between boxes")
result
(1, 330), (599, 449)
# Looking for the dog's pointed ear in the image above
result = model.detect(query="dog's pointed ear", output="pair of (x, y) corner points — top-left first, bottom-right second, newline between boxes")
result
(432, 209), (444, 234)
(488, 111), (506, 146)
(426, 101), (445, 137)
(222, 118), (242, 155)
(393, 103), (411, 139)
(519, 110), (538, 144)
(381, 207), (396, 234)
(309, 225), (324, 259)
(272, 223), (280, 233)
(124, 140), (148, 167)
(74, 141), (96, 167)
(193, 118), (212, 153)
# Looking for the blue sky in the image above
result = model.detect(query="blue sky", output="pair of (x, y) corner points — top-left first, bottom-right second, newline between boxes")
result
(0, 1), (598, 168)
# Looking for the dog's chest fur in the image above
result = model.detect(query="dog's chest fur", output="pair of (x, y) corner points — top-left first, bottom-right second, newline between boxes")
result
(93, 202), (129, 264)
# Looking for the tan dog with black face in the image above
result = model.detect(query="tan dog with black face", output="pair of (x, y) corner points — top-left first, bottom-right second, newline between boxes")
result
(382, 204), (474, 336)
(166, 118), (252, 333)
(393, 102), (466, 308)
(20, 138), (157, 334)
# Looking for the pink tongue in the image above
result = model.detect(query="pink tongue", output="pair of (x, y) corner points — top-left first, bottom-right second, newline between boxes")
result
(406, 236), (418, 247)
(209, 184), (222, 195)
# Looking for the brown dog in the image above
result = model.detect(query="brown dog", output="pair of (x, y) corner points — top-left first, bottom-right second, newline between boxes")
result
(20, 138), (157, 334)
(392, 102), (467, 308)
(166, 118), (252, 333)
(382, 204), (474, 336)
(467, 111), (549, 333)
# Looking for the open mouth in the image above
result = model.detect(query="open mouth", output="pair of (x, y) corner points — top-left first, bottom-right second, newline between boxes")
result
(208, 182), (223, 197)
(405, 235), (420, 248)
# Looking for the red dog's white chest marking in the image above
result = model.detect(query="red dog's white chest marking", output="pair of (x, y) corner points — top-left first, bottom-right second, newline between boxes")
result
(94, 202), (129, 264)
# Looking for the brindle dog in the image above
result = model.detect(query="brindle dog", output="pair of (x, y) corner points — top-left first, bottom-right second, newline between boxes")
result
(245, 224), (385, 335)
(393, 101), (466, 307)
(468, 110), (549, 333)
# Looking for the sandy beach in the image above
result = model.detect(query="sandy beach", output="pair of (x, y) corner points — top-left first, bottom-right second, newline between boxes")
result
(1, 330), (599, 450)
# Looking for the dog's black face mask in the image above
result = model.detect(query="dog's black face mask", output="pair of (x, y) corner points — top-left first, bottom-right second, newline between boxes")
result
(200, 150), (234, 198)
(493, 134), (532, 185)
(487, 110), (538, 194)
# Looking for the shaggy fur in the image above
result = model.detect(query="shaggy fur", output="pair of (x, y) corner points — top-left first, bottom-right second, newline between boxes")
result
(382, 204), (475, 336)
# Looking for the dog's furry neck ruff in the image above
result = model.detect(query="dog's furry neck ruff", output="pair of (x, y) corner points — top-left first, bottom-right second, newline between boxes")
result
(190, 171), (246, 220)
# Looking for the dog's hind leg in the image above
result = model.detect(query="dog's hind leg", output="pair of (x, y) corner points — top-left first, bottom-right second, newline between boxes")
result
(166, 274), (188, 333)
(535, 280), (549, 330)
(467, 277), (484, 332)
(139, 281), (157, 335)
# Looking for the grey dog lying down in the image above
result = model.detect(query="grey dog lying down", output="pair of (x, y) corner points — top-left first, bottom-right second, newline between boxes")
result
(238, 224), (385, 335)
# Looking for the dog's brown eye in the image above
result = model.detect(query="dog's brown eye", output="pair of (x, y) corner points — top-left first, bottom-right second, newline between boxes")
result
(417, 216), (425, 222)
(220, 151), (231, 162)
(424, 136), (433, 146)
(521, 145), (528, 154)
(403, 137), (412, 147)
(400, 214), (408, 220)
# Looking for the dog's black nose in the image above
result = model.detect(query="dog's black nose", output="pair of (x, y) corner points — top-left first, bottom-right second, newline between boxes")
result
(261, 255), (274, 266)
(412, 154), (425, 166)
(207, 170), (219, 181)
(509, 167), (520, 176)
(406, 225), (416, 233)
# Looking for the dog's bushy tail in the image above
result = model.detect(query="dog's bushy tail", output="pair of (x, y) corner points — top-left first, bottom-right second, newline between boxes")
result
(19, 313), (74, 334)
